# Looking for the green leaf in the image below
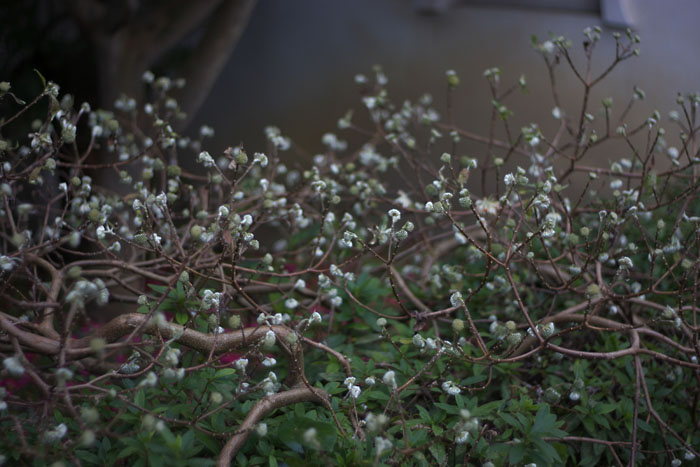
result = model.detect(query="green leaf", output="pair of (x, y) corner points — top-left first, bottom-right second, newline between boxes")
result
(278, 416), (337, 452)
(210, 411), (226, 433)
(148, 284), (169, 294)
(134, 389), (145, 408)
(428, 443), (446, 464)
(460, 374), (487, 386)
(593, 403), (617, 415)
(180, 429), (198, 456)
(34, 69), (47, 88)
(509, 443), (525, 464)
(214, 368), (236, 379)
(582, 416), (596, 435)
(187, 459), (216, 467)
(501, 413), (523, 431)
(5, 91), (25, 105)
(117, 444), (142, 460)
(433, 402), (459, 415)
(176, 310), (189, 325)
(416, 404), (431, 423)
(637, 419), (655, 433)
(594, 415), (610, 429)
(195, 431), (220, 455)
(533, 437), (563, 463)
(76, 450), (103, 464)
(531, 406), (557, 436)
(471, 400), (502, 418)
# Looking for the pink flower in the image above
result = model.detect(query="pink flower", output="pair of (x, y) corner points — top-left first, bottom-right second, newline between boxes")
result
(219, 353), (242, 364)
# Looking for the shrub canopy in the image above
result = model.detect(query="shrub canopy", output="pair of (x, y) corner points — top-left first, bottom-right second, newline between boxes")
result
(0, 28), (699, 466)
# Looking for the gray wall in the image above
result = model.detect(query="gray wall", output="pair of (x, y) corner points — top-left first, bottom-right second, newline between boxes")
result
(191, 0), (700, 184)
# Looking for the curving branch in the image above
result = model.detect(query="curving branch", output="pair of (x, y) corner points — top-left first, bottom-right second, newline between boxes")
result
(217, 385), (329, 466)
(25, 254), (62, 340)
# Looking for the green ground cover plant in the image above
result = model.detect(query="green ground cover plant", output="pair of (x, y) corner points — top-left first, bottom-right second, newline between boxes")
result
(0, 28), (699, 466)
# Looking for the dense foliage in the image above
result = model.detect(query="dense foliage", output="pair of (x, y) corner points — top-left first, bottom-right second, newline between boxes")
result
(0, 28), (699, 466)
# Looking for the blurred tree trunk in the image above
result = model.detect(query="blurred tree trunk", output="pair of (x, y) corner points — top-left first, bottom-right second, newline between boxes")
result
(67, 0), (257, 129)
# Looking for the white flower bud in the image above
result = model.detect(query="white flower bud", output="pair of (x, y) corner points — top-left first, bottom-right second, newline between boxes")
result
(255, 422), (268, 437)
(456, 431), (469, 444)
(3, 356), (24, 377)
(310, 312), (322, 324)
(263, 330), (276, 348)
(262, 357), (277, 367)
(382, 370), (397, 389)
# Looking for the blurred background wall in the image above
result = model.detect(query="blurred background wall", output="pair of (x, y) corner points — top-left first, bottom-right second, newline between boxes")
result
(191, 0), (699, 167)
(2, 0), (699, 189)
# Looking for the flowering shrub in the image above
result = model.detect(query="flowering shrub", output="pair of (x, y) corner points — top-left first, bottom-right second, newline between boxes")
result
(1, 28), (699, 466)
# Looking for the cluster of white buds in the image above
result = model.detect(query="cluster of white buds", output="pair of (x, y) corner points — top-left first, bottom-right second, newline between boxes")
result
(65, 278), (109, 307)
(261, 357), (277, 367)
(375, 436), (393, 456)
(450, 291), (464, 307)
(412, 334), (426, 349)
(164, 348), (181, 367)
(139, 371), (158, 387)
(365, 413), (389, 433)
(0, 255), (18, 273)
(262, 372), (280, 395)
(197, 151), (216, 168)
(441, 380), (461, 396)
(617, 256), (634, 270)
(264, 126), (290, 150)
(200, 289), (221, 311)
(343, 376), (362, 399)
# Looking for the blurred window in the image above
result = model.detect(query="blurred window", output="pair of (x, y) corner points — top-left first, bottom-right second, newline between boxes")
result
(415, 0), (633, 28)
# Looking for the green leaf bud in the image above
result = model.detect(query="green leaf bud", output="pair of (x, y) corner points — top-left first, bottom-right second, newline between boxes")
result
(228, 315), (241, 329)
(89, 337), (106, 353)
(67, 266), (82, 279)
(190, 225), (203, 240)
(585, 283), (601, 299)
(167, 165), (182, 177)
(544, 387), (561, 403)
(235, 149), (248, 165)
(445, 69), (460, 88)
(81, 407), (100, 425)
(506, 332), (522, 346)
(88, 209), (101, 223)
